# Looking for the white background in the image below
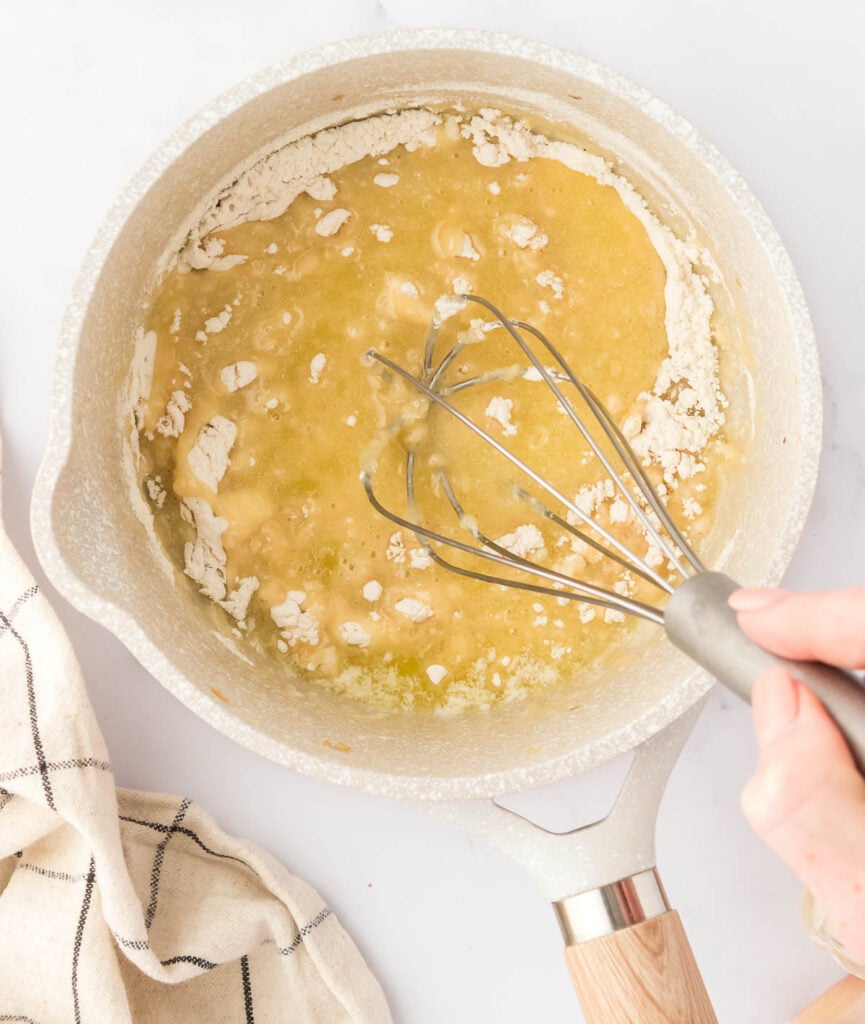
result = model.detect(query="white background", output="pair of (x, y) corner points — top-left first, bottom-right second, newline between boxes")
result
(2, 2), (865, 1021)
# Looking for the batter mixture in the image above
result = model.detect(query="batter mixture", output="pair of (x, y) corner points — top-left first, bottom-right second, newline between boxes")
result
(130, 106), (734, 712)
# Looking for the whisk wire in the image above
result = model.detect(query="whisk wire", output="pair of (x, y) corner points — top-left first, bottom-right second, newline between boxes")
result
(407, 444), (657, 615)
(467, 296), (694, 579)
(512, 487), (662, 589)
(360, 471), (664, 622)
(572, 374), (705, 576)
(367, 347), (669, 590)
(361, 295), (705, 625)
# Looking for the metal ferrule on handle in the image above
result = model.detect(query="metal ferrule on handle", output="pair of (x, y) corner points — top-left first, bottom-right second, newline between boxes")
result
(664, 572), (865, 773)
(555, 870), (718, 1023)
(554, 869), (670, 945)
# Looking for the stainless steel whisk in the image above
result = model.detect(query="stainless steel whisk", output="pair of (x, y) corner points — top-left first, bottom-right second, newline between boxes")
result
(363, 294), (865, 766)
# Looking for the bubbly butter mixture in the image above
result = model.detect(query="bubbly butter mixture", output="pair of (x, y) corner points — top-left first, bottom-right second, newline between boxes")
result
(132, 107), (734, 713)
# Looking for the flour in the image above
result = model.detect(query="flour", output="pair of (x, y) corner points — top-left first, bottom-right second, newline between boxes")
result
(457, 234), (481, 261)
(271, 591), (320, 647)
(456, 109), (725, 482)
(484, 396), (517, 436)
(156, 389), (190, 438)
(188, 416), (237, 492)
(182, 497), (229, 601)
(609, 497), (631, 524)
(536, 269), (564, 300)
(177, 109), (440, 271)
(169, 100), (720, 512)
(204, 306), (232, 334)
(305, 175), (337, 201)
(409, 548), (432, 570)
(385, 532), (406, 564)
(181, 499), (264, 624)
(134, 102), (729, 699)
(219, 575), (260, 622)
(308, 353), (327, 384)
(433, 293), (468, 325)
(220, 361), (257, 392)
(315, 208), (351, 237)
(130, 328), (156, 429)
(395, 598), (433, 623)
(373, 173), (400, 188)
(182, 236), (247, 272)
(338, 621), (371, 648)
(495, 524), (546, 559)
(145, 476), (167, 509)
(500, 216), (548, 252)
(682, 497), (703, 520)
(571, 480), (616, 519)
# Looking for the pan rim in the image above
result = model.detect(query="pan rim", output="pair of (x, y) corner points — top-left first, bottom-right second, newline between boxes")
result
(30, 27), (822, 799)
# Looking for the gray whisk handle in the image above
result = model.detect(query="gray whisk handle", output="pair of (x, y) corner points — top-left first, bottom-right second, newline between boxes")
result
(664, 572), (865, 774)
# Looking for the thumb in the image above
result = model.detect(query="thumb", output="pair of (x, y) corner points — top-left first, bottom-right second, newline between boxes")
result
(742, 667), (865, 964)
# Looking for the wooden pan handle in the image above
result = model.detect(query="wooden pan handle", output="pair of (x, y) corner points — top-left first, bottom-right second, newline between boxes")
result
(794, 975), (865, 1023)
(564, 910), (717, 1024)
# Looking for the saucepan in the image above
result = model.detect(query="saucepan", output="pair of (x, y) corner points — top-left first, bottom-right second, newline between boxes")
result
(31, 29), (821, 1022)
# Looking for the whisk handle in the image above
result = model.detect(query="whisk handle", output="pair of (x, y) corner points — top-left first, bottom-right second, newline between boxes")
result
(665, 572), (865, 773)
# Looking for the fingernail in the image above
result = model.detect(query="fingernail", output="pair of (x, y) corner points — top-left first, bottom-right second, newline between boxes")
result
(728, 588), (787, 611)
(753, 668), (800, 747)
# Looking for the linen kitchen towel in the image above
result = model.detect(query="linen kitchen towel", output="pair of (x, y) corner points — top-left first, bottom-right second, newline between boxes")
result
(0, 441), (391, 1023)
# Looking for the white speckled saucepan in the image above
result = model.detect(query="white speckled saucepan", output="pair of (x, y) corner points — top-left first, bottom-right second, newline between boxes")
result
(31, 30), (821, 1021)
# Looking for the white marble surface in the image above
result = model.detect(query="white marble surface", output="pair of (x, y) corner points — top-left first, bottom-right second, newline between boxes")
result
(2, 3), (864, 1021)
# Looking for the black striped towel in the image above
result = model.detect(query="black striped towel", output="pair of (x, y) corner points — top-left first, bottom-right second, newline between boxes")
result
(0, 451), (391, 1023)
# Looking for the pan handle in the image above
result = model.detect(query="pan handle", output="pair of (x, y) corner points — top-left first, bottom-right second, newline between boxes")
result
(555, 870), (717, 1024)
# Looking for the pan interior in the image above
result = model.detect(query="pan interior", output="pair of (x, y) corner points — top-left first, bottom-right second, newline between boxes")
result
(36, 38), (819, 797)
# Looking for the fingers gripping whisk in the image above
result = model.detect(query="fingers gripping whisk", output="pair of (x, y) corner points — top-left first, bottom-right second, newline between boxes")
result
(361, 295), (706, 627)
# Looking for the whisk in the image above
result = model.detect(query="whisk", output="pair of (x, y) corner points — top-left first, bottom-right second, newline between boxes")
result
(362, 294), (865, 767)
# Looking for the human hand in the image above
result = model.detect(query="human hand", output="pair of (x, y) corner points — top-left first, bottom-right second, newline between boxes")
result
(729, 587), (865, 965)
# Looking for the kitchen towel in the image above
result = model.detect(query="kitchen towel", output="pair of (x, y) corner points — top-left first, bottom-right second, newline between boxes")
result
(0, 447), (391, 1022)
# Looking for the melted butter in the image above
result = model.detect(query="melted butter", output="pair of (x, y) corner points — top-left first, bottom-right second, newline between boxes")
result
(137, 111), (736, 713)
